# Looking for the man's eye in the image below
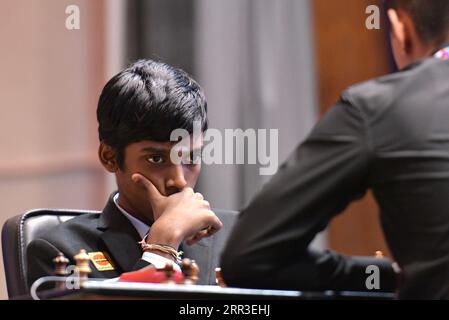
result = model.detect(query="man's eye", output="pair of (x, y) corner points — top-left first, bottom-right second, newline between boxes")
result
(183, 152), (201, 164)
(190, 152), (201, 163)
(147, 155), (164, 164)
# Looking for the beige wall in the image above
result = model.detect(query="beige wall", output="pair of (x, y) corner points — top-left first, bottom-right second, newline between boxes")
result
(0, 0), (123, 299)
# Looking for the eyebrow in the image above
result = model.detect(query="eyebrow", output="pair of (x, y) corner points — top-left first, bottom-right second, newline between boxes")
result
(140, 146), (203, 154)
(140, 147), (171, 154)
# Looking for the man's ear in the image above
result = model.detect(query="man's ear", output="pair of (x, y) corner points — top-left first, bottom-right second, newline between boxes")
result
(388, 8), (420, 55)
(388, 9), (407, 52)
(98, 142), (119, 173)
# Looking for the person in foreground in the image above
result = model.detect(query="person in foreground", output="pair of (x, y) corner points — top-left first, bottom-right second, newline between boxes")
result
(221, 0), (449, 299)
(27, 59), (237, 289)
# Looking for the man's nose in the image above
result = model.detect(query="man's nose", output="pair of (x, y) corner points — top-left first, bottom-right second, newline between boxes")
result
(165, 164), (188, 191)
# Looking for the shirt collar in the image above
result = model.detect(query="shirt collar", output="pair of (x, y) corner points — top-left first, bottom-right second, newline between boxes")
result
(433, 42), (449, 60)
(113, 193), (149, 239)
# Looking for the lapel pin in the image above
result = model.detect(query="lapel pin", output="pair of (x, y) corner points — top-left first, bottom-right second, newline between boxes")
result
(87, 251), (115, 271)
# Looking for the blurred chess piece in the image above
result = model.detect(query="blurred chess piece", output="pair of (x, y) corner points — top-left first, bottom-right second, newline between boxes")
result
(215, 267), (226, 288)
(190, 259), (199, 284)
(375, 251), (384, 259)
(180, 258), (200, 285)
(161, 262), (176, 284)
(74, 249), (91, 285)
(53, 252), (69, 290)
(181, 258), (194, 285)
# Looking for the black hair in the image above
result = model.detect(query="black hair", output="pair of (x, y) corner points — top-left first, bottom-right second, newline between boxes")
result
(385, 0), (449, 46)
(97, 59), (208, 168)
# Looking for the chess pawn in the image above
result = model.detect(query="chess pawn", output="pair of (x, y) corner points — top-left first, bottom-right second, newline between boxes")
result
(181, 258), (193, 285)
(74, 249), (92, 285)
(190, 259), (199, 284)
(375, 251), (384, 259)
(53, 252), (69, 290)
(161, 262), (176, 285)
(215, 267), (226, 288)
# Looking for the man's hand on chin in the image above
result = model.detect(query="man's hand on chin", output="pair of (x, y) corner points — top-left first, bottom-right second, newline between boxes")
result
(132, 173), (223, 258)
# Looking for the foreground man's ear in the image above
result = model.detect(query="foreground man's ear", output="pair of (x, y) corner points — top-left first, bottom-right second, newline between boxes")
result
(98, 142), (119, 172)
(388, 9), (407, 51)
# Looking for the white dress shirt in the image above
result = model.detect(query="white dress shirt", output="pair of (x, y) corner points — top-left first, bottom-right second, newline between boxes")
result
(113, 193), (181, 271)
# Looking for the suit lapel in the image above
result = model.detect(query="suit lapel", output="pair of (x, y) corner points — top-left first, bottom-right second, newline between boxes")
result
(97, 193), (143, 273)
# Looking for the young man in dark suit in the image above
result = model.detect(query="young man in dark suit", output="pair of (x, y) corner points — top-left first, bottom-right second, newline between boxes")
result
(27, 60), (235, 288)
(221, 0), (449, 299)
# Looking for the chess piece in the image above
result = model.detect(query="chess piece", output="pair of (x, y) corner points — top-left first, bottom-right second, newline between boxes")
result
(181, 258), (194, 285)
(215, 267), (226, 287)
(161, 262), (176, 284)
(375, 251), (384, 259)
(190, 259), (199, 284)
(74, 249), (91, 285)
(53, 252), (69, 290)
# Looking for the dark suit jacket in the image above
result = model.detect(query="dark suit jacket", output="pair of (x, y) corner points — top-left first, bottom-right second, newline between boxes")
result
(221, 55), (449, 299)
(27, 192), (237, 289)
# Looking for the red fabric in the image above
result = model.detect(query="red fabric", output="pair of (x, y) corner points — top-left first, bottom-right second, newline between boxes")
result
(118, 266), (184, 284)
